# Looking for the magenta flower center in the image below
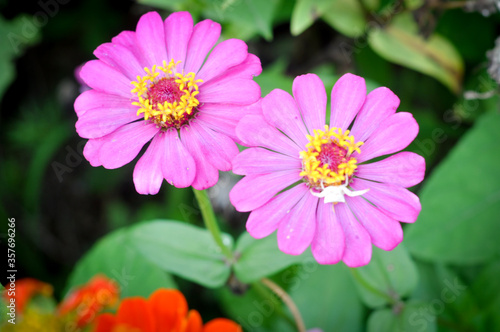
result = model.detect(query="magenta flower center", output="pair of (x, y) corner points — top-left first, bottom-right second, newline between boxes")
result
(147, 77), (184, 106)
(299, 125), (363, 190)
(130, 60), (203, 129)
(317, 142), (349, 174)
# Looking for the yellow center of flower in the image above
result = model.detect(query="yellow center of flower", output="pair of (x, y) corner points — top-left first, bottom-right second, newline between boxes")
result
(299, 125), (363, 190)
(131, 59), (203, 129)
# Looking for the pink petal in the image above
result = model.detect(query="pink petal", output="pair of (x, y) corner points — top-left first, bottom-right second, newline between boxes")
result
(80, 60), (132, 98)
(335, 203), (372, 267)
(76, 104), (140, 139)
(184, 19), (221, 74)
(262, 89), (309, 147)
(346, 196), (403, 251)
(94, 43), (144, 80)
(98, 121), (159, 169)
(350, 87), (399, 142)
(277, 191), (318, 255)
(209, 53), (262, 82)
(161, 130), (196, 188)
(236, 114), (299, 157)
(358, 112), (419, 163)
(188, 121), (238, 172)
(198, 78), (260, 105)
(136, 12), (168, 68)
(246, 184), (309, 239)
(311, 200), (345, 264)
(292, 74), (326, 133)
(133, 134), (165, 195)
(196, 112), (238, 141)
(351, 178), (421, 223)
(199, 103), (261, 143)
(197, 39), (248, 83)
(229, 171), (301, 212)
(232, 147), (301, 175)
(111, 31), (148, 67)
(164, 12), (193, 67)
(83, 139), (103, 167)
(74, 90), (130, 117)
(329, 74), (366, 131)
(180, 125), (219, 190)
(356, 152), (425, 188)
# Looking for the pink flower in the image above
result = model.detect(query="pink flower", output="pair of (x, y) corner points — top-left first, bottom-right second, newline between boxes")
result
(75, 11), (261, 194)
(230, 73), (425, 267)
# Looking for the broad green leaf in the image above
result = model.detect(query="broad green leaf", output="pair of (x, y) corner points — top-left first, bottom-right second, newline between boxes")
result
(66, 228), (176, 299)
(322, 0), (366, 38)
(472, 260), (500, 312)
(405, 111), (500, 264)
(367, 301), (436, 332)
(290, 0), (331, 36)
(290, 264), (364, 332)
(129, 220), (233, 288)
(351, 245), (418, 308)
(404, 0), (424, 10)
(205, 0), (281, 41)
(233, 232), (306, 283)
(368, 13), (463, 93)
(291, 0), (365, 37)
(218, 282), (290, 332)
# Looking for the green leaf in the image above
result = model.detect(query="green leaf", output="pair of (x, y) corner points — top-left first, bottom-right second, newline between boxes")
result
(403, 0), (423, 10)
(351, 245), (419, 308)
(322, 0), (366, 38)
(129, 220), (233, 288)
(367, 301), (437, 332)
(290, 264), (364, 332)
(218, 282), (290, 332)
(291, 0), (365, 37)
(405, 111), (500, 264)
(472, 260), (500, 312)
(233, 232), (306, 283)
(66, 228), (176, 299)
(368, 13), (463, 94)
(291, 0), (332, 36)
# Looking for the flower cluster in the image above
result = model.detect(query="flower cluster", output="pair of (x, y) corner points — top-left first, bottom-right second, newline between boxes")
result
(74, 11), (424, 267)
(93, 288), (241, 332)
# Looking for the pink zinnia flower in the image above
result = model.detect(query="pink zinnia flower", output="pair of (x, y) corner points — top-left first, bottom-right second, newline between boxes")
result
(230, 73), (425, 267)
(75, 11), (261, 194)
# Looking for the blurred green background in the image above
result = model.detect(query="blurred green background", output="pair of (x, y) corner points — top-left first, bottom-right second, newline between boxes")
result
(1, 0), (500, 331)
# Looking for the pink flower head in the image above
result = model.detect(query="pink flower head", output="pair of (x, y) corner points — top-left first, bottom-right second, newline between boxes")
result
(230, 73), (425, 267)
(75, 11), (261, 194)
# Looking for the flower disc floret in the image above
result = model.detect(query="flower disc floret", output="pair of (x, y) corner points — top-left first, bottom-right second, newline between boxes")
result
(300, 125), (363, 190)
(131, 59), (203, 129)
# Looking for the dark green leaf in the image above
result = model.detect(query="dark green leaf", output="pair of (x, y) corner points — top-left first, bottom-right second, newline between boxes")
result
(352, 245), (418, 308)
(234, 232), (306, 283)
(367, 301), (436, 332)
(405, 111), (500, 264)
(129, 220), (233, 288)
(290, 264), (364, 332)
(66, 228), (176, 298)
(368, 13), (463, 93)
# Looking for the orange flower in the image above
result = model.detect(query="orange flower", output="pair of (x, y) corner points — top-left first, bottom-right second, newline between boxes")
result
(58, 275), (119, 327)
(3, 278), (53, 314)
(93, 289), (242, 332)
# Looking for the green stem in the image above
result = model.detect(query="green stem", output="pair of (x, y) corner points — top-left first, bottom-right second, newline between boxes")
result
(192, 188), (234, 260)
